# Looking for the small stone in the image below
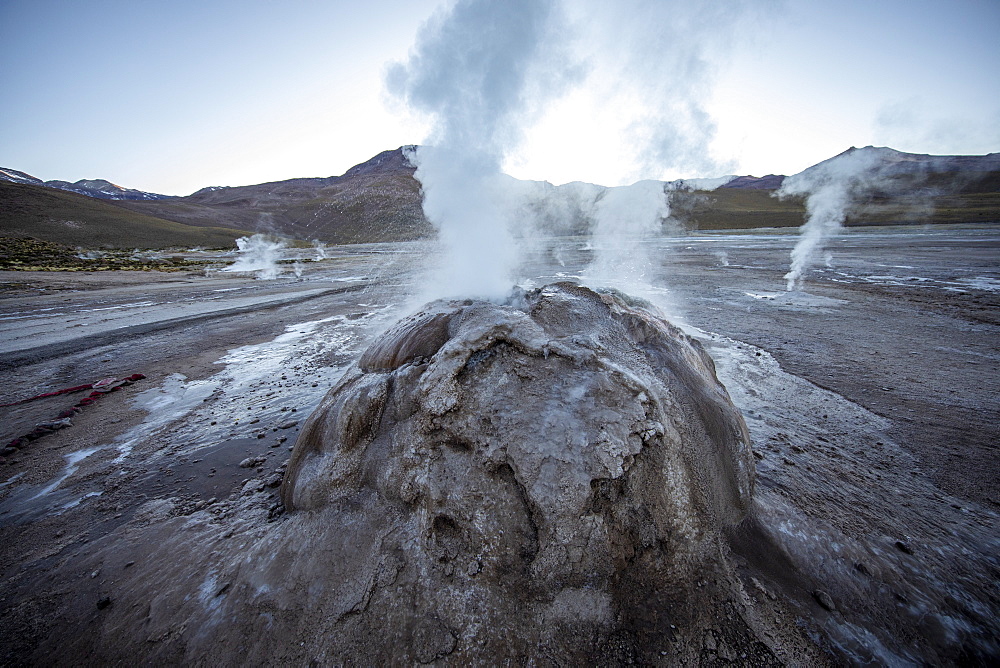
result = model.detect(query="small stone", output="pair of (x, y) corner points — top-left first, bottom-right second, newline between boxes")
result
(264, 474), (283, 488)
(124, 561), (135, 569)
(812, 590), (836, 612)
(895, 540), (914, 555)
(256, 433), (266, 439)
(239, 456), (266, 469)
(279, 421), (298, 430)
(96, 596), (112, 610)
(241, 479), (264, 495)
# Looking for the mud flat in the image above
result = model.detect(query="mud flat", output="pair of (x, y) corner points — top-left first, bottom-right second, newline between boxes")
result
(0, 226), (997, 664)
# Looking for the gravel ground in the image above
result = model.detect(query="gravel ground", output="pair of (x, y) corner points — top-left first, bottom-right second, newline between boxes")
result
(0, 226), (996, 664)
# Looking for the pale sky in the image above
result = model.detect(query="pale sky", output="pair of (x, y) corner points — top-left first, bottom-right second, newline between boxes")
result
(1, 0), (998, 196)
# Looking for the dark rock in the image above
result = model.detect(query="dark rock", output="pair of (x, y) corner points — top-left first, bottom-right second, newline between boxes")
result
(812, 590), (837, 612)
(239, 456), (266, 469)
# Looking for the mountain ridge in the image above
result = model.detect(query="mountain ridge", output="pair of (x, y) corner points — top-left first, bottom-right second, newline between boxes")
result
(7, 144), (999, 205)
(0, 168), (173, 202)
(2, 145), (998, 248)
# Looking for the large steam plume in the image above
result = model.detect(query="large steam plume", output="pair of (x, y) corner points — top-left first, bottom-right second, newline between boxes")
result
(388, 0), (764, 302)
(386, 0), (573, 300)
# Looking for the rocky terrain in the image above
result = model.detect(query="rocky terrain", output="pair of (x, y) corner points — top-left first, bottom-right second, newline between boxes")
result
(0, 226), (996, 664)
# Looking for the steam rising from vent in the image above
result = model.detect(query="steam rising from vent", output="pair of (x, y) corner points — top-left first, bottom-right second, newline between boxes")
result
(388, 0), (760, 302)
(222, 234), (286, 280)
(778, 148), (891, 291)
(387, 0), (570, 300)
(312, 240), (329, 260)
(586, 181), (672, 294)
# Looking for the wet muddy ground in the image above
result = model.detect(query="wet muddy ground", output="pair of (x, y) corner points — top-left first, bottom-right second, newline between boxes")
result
(0, 226), (997, 663)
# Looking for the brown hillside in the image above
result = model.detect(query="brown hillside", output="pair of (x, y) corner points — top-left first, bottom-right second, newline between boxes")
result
(112, 148), (432, 244)
(0, 181), (251, 248)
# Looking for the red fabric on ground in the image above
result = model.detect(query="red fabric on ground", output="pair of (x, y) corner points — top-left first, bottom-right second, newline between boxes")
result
(1, 374), (147, 454)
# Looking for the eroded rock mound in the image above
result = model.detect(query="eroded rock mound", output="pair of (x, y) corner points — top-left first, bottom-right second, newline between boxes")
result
(12, 283), (804, 666)
(273, 282), (756, 662)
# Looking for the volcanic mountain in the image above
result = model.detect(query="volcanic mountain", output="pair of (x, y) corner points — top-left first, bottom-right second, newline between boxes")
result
(2, 146), (998, 248)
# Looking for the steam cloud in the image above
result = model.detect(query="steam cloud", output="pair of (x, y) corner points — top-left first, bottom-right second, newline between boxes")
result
(312, 240), (329, 260)
(388, 0), (763, 302)
(777, 148), (892, 291)
(562, 0), (753, 183)
(387, 0), (571, 300)
(587, 181), (673, 294)
(222, 234), (287, 280)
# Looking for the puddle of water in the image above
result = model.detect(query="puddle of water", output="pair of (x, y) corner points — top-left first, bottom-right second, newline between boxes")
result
(0, 446), (105, 524)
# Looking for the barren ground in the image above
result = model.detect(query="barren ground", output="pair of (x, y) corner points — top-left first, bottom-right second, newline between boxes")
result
(0, 226), (997, 664)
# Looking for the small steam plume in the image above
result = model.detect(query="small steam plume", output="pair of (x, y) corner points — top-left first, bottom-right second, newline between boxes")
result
(222, 234), (287, 280)
(387, 0), (573, 301)
(312, 240), (329, 260)
(778, 147), (902, 291)
(586, 181), (673, 292)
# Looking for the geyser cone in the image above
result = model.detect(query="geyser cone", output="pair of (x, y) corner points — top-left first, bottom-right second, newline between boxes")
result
(278, 282), (756, 662)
